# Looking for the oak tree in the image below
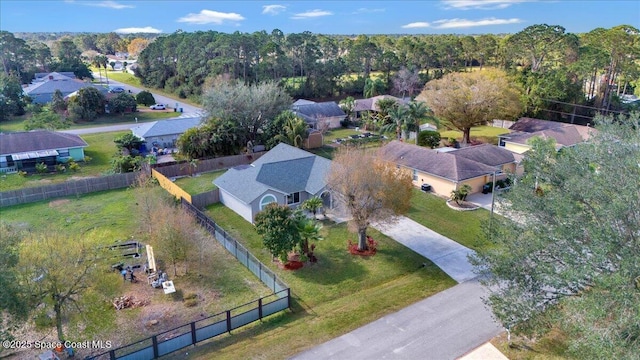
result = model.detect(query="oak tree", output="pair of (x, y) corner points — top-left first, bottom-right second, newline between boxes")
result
(417, 69), (522, 145)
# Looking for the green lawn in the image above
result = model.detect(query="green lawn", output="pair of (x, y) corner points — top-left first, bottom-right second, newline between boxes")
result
(407, 189), (494, 251)
(309, 146), (337, 160)
(172, 170), (226, 195)
(440, 125), (510, 145)
(323, 128), (362, 142)
(181, 203), (455, 359)
(0, 131), (126, 192)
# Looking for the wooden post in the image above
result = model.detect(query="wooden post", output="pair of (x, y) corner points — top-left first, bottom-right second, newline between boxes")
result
(226, 310), (232, 333)
(152, 335), (159, 358)
(258, 298), (263, 320)
(190, 321), (197, 345)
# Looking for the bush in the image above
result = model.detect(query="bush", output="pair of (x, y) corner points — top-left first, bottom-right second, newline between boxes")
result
(55, 164), (66, 173)
(69, 161), (80, 172)
(135, 90), (156, 106)
(83, 156), (92, 163)
(35, 162), (48, 174)
(18, 170), (27, 177)
(417, 130), (441, 148)
(340, 118), (351, 128)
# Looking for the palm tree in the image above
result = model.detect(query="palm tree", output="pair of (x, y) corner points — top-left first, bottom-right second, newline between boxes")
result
(276, 116), (308, 148)
(381, 105), (408, 140)
(301, 197), (323, 219)
(297, 217), (323, 256)
(339, 96), (355, 122)
(408, 100), (438, 136)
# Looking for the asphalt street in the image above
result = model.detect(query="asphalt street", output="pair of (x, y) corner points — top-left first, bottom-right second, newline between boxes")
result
(292, 279), (502, 360)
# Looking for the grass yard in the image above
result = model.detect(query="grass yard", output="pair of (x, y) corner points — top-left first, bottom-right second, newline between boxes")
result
(491, 329), (569, 360)
(440, 126), (510, 145)
(173, 170), (226, 195)
(1, 187), (272, 358)
(323, 128), (363, 142)
(308, 145), (337, 160)
(407, 189), (494, 251)
(0, 131), (127, 192)
(178, 203), (456, 359)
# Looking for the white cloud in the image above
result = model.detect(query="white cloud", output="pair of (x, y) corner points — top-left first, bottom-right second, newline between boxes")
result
(433, 17), (522, 28)
(177, 10), (245, 25)
(262, 4), (286, 15)
(83, 1), (134, 9)
(441, 0), (532, 10)
(114, 26), (162, 34)
(401, 22), (431, 29)
(291, 9), (333, 20)
(353, 8), (385, 14)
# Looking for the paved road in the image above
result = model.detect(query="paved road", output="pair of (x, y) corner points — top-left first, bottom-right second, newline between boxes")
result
(293, 216), (503, 359)
(293, 279), (502, 360)
(94, 73), (204, 117)
(59, 76), (205, 136)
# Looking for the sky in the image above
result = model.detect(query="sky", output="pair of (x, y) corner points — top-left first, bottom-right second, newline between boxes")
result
(0, 0), (638, 35)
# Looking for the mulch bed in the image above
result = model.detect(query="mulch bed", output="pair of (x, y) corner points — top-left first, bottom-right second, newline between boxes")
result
(283, 261), (304, 270)
(347, 236), (378, 256)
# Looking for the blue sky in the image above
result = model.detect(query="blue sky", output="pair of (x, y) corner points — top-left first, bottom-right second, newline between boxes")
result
(1, 0), (638, 35)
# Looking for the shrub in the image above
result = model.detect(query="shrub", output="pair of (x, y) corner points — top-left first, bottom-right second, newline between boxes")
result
(69, 161), (80, 172)
(340, 118), (351, 128)
(18, 170), (27, 177)
(35, 162), (48, 174)
(135, 90), (156, 106)
(55, 164), (66, 173)
(83, 156), (92, 163)
(417, 130), (441, 148)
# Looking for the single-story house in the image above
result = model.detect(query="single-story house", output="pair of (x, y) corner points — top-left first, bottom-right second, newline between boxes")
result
(214, 143), (332, 223)
(131, 117), (202, 151)
(23, 72), (104, 104)
(353, 95), (408, 118)
(292, 101), (346, 129)
(379, 141), (517, 197)
(0, 130), (88, 173)
(498, 118), (595, 154)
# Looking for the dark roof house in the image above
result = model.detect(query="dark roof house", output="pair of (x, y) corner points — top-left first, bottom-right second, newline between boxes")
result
(0, 131), (88, 173)
(131, 117), (202, 149)
(292, 101), (346, 129)
(24, 72), (105, 104)
(500, 117), (595, 153)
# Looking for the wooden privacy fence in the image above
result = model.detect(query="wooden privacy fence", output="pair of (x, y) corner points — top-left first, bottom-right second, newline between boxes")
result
(152, 152), (266, 178)
(151, 169), (192, 203)
(87, 199), (290, 360)
(0, 172), (139, 207)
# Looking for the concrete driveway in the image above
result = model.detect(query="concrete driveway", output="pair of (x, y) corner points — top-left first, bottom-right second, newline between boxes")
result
(374, 216), (477, 283)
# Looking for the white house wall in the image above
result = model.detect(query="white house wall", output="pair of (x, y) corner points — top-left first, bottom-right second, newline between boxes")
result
(219, 189), (253, 223)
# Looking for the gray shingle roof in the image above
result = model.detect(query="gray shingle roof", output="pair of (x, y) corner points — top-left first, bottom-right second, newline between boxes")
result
(292, 101), (345, 123)
(449, 143), (515, 167)
(24, 79), (102, 104)
(214, 143), (331, 204)
(504, 126), (587, 148)
(379, 141), (497, 182)
(508, 117), (566, 132)
(131, 117), (202, 139)
(353, 95), (407, 112)
(0, 130), (88, 156)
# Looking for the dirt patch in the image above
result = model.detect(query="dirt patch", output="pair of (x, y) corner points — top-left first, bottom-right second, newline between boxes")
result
(49, 199), (71, 207)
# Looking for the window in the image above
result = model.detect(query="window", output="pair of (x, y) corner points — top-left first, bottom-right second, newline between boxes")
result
(287, 192), (300, 205)
(57, 149), (70, 157)
(259, 194), (277, 210)
(412, 169), (418, 181)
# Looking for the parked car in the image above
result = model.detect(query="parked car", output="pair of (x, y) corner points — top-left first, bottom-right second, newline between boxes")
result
(150, 104), (166, 110)
(109, 87), (125, 93)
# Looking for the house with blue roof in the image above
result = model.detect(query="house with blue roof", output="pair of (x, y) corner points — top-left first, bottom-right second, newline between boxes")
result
(23, 72), (105, 104)
(131, 117), (202, 150)
(214, 143), (333, 223)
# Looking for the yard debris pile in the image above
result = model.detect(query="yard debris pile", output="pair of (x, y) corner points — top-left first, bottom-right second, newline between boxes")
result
(113, 295), (150, 310)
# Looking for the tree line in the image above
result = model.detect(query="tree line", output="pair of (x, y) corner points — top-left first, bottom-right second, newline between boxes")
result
(2, 25), (638, 123)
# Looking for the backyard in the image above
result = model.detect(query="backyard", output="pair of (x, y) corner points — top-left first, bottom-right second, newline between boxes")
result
(172, 170), (226, 195)
(0, 188), (273, 359)
(0, 130), (128, 192)
(439, 125), (510, 145)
